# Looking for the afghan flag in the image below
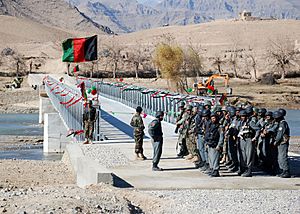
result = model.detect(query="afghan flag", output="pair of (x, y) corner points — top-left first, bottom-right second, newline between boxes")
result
(73, 65), (79, 73)
(207, 85), (215, 94)
(62, 35), (97, 62)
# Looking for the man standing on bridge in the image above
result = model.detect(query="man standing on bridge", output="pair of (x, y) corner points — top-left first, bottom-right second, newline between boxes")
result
(83, 100), (97, 144)
(148, 111), (164, 171)
(130, 106), (147, 160)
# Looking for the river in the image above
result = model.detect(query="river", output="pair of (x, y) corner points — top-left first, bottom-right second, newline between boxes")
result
(0, 113), (62, 160)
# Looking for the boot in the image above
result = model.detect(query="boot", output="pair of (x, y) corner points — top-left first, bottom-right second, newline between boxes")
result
(280, 171), (291, 178)
(204, 168), (212, 175)
(200, 163), (209, 172)
(195, 161), (205, 169)
(138, 153), (147, 160)
(152, 164), (163, 171)
(190, 156), (200, 163)
(210, 170), (220, 177)
(83, 140), (90, 144)
(136, 153), (144, 160)
(237, 168), (245, 176)
(241, 169), (252, 177)
(177, 149), (184, 158)
(184, 154), (193, 160)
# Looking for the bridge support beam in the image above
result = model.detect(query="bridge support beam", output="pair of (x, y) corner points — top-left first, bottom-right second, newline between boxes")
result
(44, 113), (69, 153)
(39, 97), (56, 124)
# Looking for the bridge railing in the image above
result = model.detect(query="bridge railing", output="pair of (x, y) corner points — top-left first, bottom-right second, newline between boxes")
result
(44, 76), (102, 141)
(84, 79), (215, 124)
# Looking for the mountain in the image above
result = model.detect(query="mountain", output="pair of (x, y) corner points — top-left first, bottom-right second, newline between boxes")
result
(69, 0), (300, 33)
(70, 0), (160, 33)
(0, 0), (114, 34)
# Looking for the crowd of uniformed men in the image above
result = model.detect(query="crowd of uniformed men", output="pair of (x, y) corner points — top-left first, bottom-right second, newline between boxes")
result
(130, 101), (291, 177)
(175, 101), (291, 178)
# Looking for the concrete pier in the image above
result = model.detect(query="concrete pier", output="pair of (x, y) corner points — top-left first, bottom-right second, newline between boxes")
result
(39, 97), (56, 124)
(43, 113), (69, 153)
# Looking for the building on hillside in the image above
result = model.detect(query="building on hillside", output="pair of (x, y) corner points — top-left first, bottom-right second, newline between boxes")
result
(239, 10), (261, 21)
(238, 10), (277, 21)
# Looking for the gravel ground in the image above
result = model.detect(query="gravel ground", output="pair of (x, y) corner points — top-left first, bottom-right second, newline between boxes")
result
(80, 144), (130, 168)
(0, 159), (166, 214)
(0, 184), (142, 214)
(145, 189), (300, 214)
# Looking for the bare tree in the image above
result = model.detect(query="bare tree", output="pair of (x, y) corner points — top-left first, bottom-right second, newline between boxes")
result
(227, 37), (242, 78)
(211, 55), (225, 74)
(267, 38), (299, 79)
(103, 39), (125, 79)
(127, 41), (151, 78)
(184, 41), (205, 78)
(244, 51), (258, 81)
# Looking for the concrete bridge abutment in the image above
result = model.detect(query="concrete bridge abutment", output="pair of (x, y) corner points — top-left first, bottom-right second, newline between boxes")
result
(43, 113), (69, 153)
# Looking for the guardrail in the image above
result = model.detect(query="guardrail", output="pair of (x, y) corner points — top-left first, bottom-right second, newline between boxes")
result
(83, 79), (216, 124)
(44, 76), (102, 141)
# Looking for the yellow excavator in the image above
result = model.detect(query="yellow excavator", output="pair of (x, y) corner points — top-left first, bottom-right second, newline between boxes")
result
(194, 74), (232, 96)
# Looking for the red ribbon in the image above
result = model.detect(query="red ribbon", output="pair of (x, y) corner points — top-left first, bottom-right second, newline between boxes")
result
(55, 88), (66, 95)
(66, 97), (82, 108)
(151, 91), (160, 97)
(50, 85), (60, 92)
(60, 91), (70, 97)
(60, 96), (75, 105)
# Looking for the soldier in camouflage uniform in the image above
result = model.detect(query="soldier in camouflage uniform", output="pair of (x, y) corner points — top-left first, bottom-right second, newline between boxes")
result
(130, 106), (146, 160)
(186, 106), (200, 163)
(177, 105), (193, 159)
(83, 100), (97, 144)
(176, 103), (190, 157)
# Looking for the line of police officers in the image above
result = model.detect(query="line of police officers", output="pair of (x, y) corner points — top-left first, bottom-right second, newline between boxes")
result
(176, 101), (291, 178)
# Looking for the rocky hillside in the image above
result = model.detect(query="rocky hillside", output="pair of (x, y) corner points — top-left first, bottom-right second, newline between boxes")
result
(70, 0), (300, 33)
(0, 0), (113, 34)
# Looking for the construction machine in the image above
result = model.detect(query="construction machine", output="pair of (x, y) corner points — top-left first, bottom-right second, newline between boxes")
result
(193, 74), (232, 96)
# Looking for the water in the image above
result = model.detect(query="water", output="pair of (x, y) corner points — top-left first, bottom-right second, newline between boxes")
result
(285, 110), (300, 136)
(0, 114), (43, 136)
(0, 113), (62, 160)
(0, 148), (62, 161)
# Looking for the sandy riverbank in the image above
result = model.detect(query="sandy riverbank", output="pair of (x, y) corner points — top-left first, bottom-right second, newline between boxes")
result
(0, 77), (39, 114)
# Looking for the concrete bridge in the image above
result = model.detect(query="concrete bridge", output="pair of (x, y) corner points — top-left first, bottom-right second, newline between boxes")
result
(28, 74), (300, 190)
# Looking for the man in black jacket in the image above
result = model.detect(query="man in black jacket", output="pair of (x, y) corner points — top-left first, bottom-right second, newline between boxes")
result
(273, 110), (291, 178)
(205, 113), (222, 177)
(148, 111), (164, 171)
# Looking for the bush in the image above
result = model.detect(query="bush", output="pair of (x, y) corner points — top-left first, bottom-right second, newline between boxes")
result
(259, 73), (276, 85)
